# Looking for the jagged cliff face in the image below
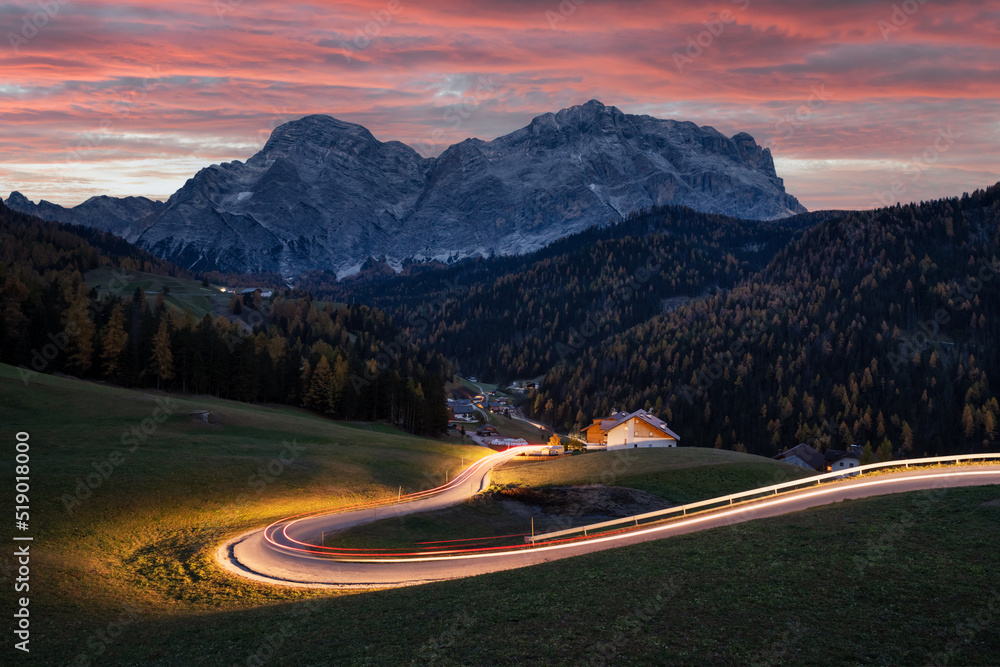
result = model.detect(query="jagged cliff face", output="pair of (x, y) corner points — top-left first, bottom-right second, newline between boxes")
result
(7, 100), (805, 277)
(4, 192), (163, 239)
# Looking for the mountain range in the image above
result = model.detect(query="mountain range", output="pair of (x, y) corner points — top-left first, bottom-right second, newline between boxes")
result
(5, 100), (805, 278)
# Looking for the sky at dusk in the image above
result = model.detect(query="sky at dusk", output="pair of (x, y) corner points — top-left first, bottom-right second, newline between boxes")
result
(1, 0), (998, 211)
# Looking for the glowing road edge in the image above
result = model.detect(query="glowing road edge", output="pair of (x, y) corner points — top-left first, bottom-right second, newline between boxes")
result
(259, 467), (1000, 564)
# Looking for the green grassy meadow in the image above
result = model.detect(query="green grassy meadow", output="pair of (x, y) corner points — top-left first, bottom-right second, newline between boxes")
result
(0, 363), (486, 662)
(3, 364), (999, 665)
(493, 447), (813, 503)
(331, 448), (814, 550)
(457, 377), (499, 394)
(482, 410), (554, 442)
(54, 488), (1000, 665)
(84, 267), (232, 319)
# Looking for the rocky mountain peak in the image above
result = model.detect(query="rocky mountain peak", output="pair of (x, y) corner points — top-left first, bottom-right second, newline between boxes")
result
(6, 191), (32, 207)
(7, 101), (806, 278)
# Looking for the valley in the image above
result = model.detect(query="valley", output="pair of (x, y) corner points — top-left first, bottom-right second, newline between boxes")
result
(4, 363), (999, 665)
(4, 13), (999, 659)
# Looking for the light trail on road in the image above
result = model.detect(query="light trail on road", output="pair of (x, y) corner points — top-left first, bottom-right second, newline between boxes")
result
(218, 458), (1000, 589)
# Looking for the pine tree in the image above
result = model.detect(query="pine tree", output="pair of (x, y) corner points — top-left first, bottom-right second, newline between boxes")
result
(305, 356), (334, 414)
(65, 291), (95, 375)
(901, 421), (914, 451)
(962, 405), (976, 438)
(100, 303), (129, 380)
(876, 438), (893, 463)
(860, 442), (874, 465)
(130, 287), (147, 343)
(983, 411), (997, 442)
(150, 319), (175, 390)
(117, 342), (141, 388)
(331, 356), (351, 418)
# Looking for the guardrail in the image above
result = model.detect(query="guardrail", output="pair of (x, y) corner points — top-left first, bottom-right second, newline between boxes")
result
(525, 453), (1000, 543)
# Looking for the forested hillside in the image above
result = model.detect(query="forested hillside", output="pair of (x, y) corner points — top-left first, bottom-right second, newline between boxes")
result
(311, 207), (843, 381)
(0, 201), (449, 434)
(532, 185), (1000, 458)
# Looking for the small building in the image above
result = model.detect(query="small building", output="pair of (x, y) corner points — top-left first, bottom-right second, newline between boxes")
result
(476, 425), (498, 437)
(773, 443), (827, 472)
(489, 437), (531, 449)
(584, 409), (680, 450)
(487, 399), (510, 415)
(451, 405), (475, 415)
(515, 443), (563, 456)
(239, 287), (274, 298)
(824, 449), (861, 472)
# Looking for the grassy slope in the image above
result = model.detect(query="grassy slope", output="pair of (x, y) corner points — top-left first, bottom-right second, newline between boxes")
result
(482, 410), (554, 442)
(69, 486), (1000, 665)
(7, 366), (998, 664)
(0, 364), (487, 661)
(84, 267), (230, 319)
(458, 377), (498, 394)
(493, 447), (813, 503)
(326, 493), (540, 549)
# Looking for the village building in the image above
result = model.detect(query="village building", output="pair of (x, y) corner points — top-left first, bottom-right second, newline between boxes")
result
(449, 404), (476, 421)
(773, 443), (827, 471)
(239, 287), (274, 298)
(221, 286), (274, 298)
(584, 409), (680, 450)
(824, 449), (861, 472)
(514, 442), (564, 456)
(488, 437), (531, 449)
(774, 444), (862, 473)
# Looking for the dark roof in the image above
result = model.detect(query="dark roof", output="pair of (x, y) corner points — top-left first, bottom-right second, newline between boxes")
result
(826, 449), (860, 463)
(774, 443), (826, 471)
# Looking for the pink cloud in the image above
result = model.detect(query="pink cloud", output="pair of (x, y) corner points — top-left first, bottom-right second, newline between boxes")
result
(0, 0), (997, 208)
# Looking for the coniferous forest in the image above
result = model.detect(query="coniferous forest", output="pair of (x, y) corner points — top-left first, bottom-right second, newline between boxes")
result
(309, 207), (846, 381)
(324, 185), (1000, 459)
(0, 201), (449, 435)
(531, 186), (1000, 458)
(5, 183), (1000, 458)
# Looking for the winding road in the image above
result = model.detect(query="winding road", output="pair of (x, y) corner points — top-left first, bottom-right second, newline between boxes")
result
(217, 454), (1000, 590)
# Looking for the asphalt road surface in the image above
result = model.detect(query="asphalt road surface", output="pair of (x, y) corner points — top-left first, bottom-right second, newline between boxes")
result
(218, 462), (1000, 589)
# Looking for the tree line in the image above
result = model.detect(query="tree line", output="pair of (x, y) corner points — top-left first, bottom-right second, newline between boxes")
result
(0, 202), (450, 435)
(530, 186), (1000, 459)
(305, 206), (843, 383)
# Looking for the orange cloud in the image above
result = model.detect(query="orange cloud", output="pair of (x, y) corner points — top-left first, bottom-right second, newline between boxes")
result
(0, 0), (997, 208)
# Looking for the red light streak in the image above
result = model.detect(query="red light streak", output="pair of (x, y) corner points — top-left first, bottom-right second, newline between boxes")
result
(262, 468), (1000, 562)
